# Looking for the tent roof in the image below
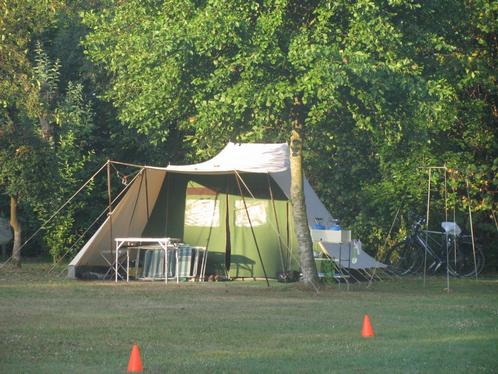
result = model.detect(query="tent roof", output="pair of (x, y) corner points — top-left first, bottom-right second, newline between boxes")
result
(166, 142), (289, 174)
(164, 141), (334, 224)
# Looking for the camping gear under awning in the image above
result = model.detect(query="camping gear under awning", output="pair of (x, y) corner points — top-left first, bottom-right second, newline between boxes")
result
(319, 241), (386, 270)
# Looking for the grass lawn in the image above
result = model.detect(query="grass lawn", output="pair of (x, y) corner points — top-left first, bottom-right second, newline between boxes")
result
(1, 263), (497, 373)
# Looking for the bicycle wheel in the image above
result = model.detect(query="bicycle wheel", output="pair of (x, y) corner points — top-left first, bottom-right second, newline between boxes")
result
(447, 237), (485, 277)
(383, 241), (423, 276)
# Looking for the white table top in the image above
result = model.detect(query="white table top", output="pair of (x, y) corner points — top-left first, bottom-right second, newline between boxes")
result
(115, 237), (180, 242)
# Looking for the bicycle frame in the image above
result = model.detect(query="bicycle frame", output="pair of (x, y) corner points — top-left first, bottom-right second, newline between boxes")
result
(414, 231), (447, 273)
(384, 219), (484, 277)
(414, 229), (476, 276)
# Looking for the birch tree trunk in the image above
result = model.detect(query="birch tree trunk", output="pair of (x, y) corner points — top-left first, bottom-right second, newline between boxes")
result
(290, 100), (319, 288)
(10, 194), (22, 268)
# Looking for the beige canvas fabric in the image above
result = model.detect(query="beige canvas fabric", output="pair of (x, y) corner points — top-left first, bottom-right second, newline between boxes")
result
(69, 168), (166, 269)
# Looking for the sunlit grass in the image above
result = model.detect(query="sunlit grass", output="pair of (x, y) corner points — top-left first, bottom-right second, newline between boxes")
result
(0, 262), (497, 373)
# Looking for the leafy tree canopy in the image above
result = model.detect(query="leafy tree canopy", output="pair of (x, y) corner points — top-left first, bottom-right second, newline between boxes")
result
(83, 0), (496, 256)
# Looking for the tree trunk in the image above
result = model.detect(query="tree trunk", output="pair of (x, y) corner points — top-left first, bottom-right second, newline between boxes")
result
(10, 194), (22, 268)
(39, 112), (53, 142)
(290, 100), (319, 288)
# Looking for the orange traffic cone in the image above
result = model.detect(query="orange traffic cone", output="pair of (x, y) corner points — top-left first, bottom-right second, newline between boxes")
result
(128, 343), (144, 373)
(361, 314), (375, 338)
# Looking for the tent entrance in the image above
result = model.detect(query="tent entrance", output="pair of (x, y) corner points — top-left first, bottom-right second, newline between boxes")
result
(178, 174), (296, 279)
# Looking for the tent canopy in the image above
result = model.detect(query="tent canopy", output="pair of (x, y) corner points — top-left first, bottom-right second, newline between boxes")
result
(165, 142), (290, 174)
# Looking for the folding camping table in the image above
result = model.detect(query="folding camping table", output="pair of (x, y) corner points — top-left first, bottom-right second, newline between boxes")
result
(114, 238), (180, 284)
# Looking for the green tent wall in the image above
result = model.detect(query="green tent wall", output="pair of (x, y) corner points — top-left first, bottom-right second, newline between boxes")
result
(140, 172), (300, 278)
(68, 169), (299, 279)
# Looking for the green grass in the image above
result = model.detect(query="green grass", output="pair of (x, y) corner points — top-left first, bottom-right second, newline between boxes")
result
(1, 263), (497, 373)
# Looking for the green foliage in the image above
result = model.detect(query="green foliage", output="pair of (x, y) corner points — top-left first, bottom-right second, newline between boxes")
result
(0, 128), (55, 202)
(0, 0), (62, 122)
(81, 0), (497, 268)
(317, 258), (336, 285)
(1, 1), (496, 267)
(44, 81), (96, 261)
(0, 1), (62, 206)
(81, 1), (433, 154)
(1, 25), (97, 261)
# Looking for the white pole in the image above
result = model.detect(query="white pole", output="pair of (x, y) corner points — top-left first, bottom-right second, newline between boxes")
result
(492, 210), (498, 232)
(424, 168), (432, 287)
(444, 167), (449, 292)
(115, 240), (119, 282)
(176, 245), (179, 284)
(126, 249), (130, 282)
(465, 179), (479, 280)
(444, 167), (448, 222)
(453, 202), (457, 276)
(107, 161), (113, 257)
(164, 240), (168, 284)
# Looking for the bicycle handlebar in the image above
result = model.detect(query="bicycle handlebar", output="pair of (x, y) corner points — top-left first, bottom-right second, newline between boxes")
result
(412, 218), (425, 231)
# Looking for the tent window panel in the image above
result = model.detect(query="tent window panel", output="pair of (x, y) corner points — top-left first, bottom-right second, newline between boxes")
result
(185, 199), (220, 227)
(235, 200), (268, 227)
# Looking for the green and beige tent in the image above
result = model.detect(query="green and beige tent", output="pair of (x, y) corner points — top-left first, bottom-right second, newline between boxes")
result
(68, 142), (384, 280)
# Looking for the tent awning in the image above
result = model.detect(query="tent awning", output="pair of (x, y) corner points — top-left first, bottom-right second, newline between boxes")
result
(319, 242), (387, 270)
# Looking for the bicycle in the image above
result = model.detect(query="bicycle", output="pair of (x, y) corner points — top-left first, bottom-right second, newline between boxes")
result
(383, 218), (485, 277)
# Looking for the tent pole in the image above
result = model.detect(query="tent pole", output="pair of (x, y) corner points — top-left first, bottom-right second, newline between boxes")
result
(203, 191), (218, 281)
(126, 169), (146, 233)
(144, 168), (150, 219)
(164, 173), (171, 235)
(235, 171), (324, 288)
(286, 202), (292, 267)
(224, 176), (231, 277)
(267, 174), (286, 273)
(234, 172), (270, 287)
(236, 172), (254, 198)
(109, 160), (148, 169)
(235, 170), (295, 273)
(107, 160), (114, 256)
(238, 171), (293, 266)
(367, 200), (403, 287)
(465, 178), (479, 280)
